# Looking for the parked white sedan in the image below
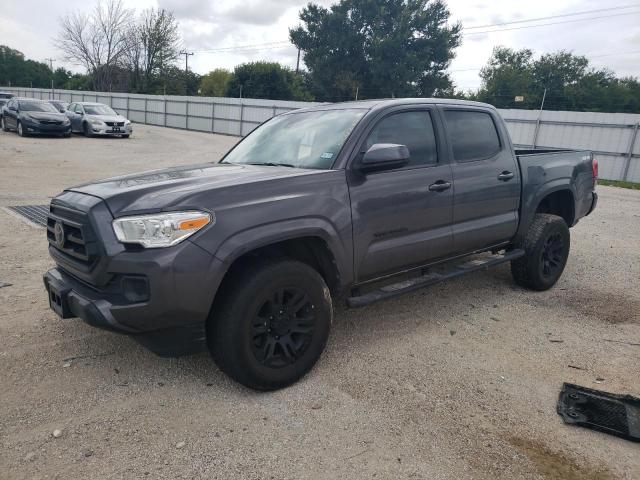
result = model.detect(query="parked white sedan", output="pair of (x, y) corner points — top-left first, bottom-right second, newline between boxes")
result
(66, 102), (132, 138)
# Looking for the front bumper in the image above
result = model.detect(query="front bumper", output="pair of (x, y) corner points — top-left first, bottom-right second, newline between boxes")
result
(43, 241), (225, 357)
(24, 121), (71, 135)
(89, 124), (132, 136)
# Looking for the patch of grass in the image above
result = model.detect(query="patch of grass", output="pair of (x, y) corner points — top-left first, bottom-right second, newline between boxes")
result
(599, 179), (640, 190)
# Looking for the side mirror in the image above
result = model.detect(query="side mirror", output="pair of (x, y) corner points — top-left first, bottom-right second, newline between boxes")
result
(360, 143), (410, 172)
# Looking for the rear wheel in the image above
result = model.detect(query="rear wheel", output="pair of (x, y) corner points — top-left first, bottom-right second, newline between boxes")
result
(208, 259), (333, 391)
(511, 213), (570, 291)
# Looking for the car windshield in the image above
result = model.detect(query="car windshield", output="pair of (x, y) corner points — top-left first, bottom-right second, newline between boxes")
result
(84, 104), (117, 115)
(20, 101), (58, 112)
(221, 109), (367, 170)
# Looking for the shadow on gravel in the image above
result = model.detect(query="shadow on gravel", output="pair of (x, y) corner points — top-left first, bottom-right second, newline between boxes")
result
(550, 286), (640, 324)
(509, 436), (615, 480)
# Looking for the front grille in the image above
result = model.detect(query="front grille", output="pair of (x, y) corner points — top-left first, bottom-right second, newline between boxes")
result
(40, 120), (62, 125)
(105, 121), (125, 127)
(47, 204), (98, 268)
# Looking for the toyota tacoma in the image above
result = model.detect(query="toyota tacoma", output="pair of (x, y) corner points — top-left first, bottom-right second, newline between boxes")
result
(43, 99), (598, 390)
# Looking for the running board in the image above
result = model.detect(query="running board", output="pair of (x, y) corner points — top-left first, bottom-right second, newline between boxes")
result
(346, 249), (525, 308)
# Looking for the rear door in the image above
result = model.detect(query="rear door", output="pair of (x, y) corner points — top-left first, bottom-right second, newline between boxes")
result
(348, 106), (454, 281)
(442, 107), (520, 253)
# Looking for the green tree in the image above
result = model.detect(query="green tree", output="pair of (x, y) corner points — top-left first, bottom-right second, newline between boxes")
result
(200, 68), (232, 97)
(475, 47), (640, 113)
(225, 62), (313, 101)
(289, 0), (461, 101)
(0, 45), (52, 88)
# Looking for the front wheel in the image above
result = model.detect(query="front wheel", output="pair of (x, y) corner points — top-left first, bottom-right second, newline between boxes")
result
(17, 122), (26, 137)
(208, 260), (333, 391)
(1, 116), (7, 132)
(83, 122), (93, 137)
(511, 213), (570, 291)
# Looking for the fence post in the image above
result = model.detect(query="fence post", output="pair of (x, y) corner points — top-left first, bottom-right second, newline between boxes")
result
(144, 98), (148, 125)
(185, 99), (189, 130)
(164, 98), (167, 127)
(239, 102), (244, 136)
(272, 105), (276, 118)
(622, 123), (639, 181)
(211, 102), (215, 134)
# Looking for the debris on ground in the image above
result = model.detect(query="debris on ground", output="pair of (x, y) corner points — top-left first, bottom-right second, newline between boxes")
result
(557, 383), (640, 442)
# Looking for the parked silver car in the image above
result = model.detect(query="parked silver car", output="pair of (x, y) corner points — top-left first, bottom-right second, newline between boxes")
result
(66, 102), (132, 138)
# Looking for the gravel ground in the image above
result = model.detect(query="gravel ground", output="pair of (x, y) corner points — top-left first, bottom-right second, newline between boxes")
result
(0, 125), (638, 480)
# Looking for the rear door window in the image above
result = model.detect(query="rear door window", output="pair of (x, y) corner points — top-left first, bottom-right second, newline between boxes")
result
(365, 111), (438, 167)
(444, 110), (501, 162)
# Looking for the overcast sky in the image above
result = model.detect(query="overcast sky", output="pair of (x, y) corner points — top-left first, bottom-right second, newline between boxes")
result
(1, 0), (639, 91)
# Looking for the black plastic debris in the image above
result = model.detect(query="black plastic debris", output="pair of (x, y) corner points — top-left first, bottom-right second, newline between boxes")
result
(557, 383), (640, 442)
(6, 205), (48, 227)
(0, 282), (12, 289)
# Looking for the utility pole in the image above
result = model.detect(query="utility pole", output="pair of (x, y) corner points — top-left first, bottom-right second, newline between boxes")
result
(45, 58), (55, 97)
(295, 48), (301, 74)
(179, 50), (194, 72)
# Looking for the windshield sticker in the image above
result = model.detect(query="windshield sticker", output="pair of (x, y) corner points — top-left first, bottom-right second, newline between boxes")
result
(320, 152), (334, 159)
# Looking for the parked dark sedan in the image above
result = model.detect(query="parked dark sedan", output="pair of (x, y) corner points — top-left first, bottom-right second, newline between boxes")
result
(1, 98), (71, 137)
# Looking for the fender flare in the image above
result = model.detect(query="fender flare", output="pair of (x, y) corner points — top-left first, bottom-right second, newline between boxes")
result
(212, 217), (353, 287)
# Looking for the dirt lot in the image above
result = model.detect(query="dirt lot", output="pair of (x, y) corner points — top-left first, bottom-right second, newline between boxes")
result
(0, 125), (639, 480)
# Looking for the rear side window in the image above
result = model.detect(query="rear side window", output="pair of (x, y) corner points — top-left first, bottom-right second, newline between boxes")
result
(365, 111), (438, 167)
(444, 110), (501, 162)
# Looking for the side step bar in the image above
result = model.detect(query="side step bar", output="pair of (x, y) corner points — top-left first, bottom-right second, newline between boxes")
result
(346, 249), (525, 308)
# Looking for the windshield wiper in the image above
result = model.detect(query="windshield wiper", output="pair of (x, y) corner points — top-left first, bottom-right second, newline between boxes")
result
(248, 162), (297, 168)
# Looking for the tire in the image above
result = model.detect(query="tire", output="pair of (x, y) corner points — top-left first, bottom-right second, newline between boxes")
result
(121, 134), (130, 138)
(1, 116), (7, 132)
(17, 121), (26, 137)
(511, 213), (570, 291)
(208, 259), (333, 391)
(83, 122), (92, 137)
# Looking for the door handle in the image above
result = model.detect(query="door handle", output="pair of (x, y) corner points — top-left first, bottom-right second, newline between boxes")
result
(498, 171), (515, 181)
(428, 180), (452, 192)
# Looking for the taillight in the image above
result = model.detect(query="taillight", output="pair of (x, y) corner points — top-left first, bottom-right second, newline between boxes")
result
(592, 157), (598, 187)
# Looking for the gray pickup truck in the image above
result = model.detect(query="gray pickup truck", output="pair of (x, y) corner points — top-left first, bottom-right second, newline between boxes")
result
(43, 99), (598, 390)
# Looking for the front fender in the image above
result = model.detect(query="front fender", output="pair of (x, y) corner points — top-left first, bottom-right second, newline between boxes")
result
(196, 217), (353, 287)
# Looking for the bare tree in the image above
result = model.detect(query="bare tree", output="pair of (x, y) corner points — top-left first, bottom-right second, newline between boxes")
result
(140, 9), (180, 86)
(121, 9), (180, 92)
(57, 0), (131, 91)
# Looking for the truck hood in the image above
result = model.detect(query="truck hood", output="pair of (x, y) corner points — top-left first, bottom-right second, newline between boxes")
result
(67, 162), (323, 215)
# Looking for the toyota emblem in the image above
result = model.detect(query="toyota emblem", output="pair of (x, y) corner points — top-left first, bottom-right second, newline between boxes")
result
(54, 221), (65, 248)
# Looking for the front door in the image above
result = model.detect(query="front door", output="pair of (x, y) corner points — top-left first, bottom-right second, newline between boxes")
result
(348, 108), (454, 281)
(442, 107), (521, 253)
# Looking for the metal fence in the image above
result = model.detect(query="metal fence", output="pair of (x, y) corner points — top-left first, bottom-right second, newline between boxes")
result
(2, 86), (639, 182)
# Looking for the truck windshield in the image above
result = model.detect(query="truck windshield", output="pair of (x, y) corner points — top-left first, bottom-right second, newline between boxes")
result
(221, 109), (366, 169)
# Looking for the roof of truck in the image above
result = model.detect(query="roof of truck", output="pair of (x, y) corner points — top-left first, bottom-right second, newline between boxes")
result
(288, 98), (495, 115)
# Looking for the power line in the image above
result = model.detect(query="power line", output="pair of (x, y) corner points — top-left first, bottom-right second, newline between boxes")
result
(190, 4), (640, 54)
(462, 4), (640, 30)
(463, 10), (640, 36)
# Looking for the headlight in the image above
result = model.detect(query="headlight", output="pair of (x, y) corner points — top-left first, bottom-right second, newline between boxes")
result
(112, 211), (213, 248)
(124, 120), (131, 125)
(89, 118), (103, 125)
(62, 118), (70, 124)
